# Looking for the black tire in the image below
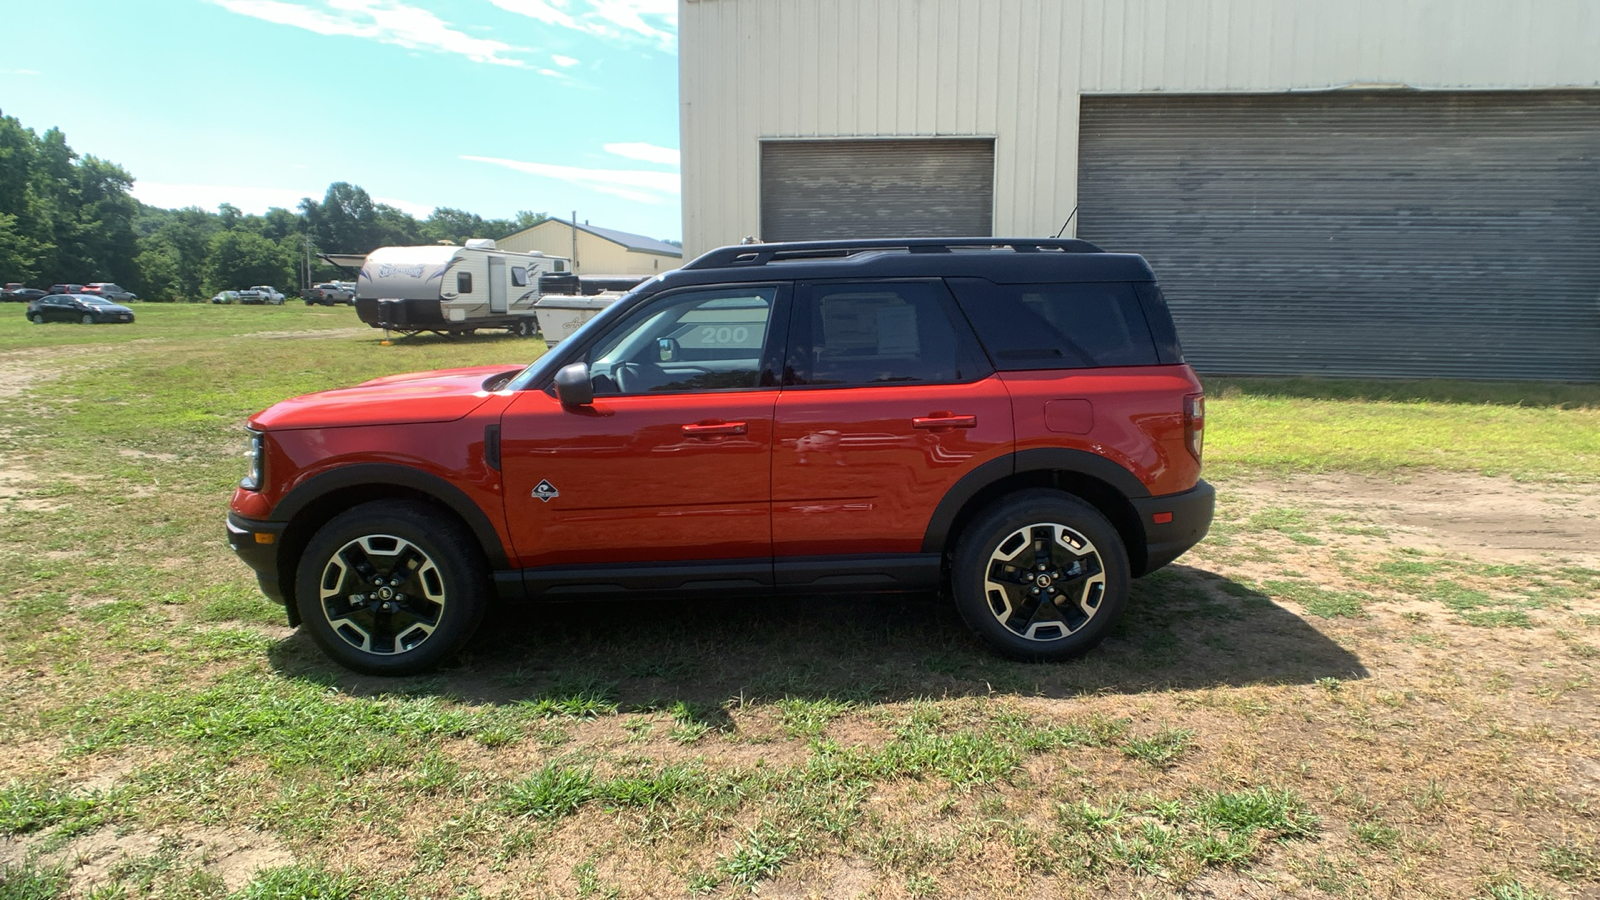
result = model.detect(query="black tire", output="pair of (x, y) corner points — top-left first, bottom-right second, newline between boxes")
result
(515, 318), (537, 338)
(30, 314), (43, 324)
(294, 500), (488, 675)
(951, 489), (1130, 662)
(82, 314), (95, 325)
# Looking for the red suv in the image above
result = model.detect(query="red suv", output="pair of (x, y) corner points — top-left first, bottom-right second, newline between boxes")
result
(229, 238), (1213, 675)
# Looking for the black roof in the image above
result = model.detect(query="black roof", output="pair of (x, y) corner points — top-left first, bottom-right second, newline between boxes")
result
(659, 238), (1154, 288)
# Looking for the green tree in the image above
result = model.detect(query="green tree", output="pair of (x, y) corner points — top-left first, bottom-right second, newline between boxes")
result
(205, 230), (292, 295)
(131, 234), (182, 301)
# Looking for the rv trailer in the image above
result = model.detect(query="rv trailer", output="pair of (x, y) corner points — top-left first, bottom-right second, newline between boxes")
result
(354, 240), (565, 336)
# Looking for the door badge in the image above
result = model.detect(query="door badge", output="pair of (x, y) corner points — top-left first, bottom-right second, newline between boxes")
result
(532, 480), (560, 502)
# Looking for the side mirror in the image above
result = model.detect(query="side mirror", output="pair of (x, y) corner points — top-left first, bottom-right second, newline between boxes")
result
(656, 337), (680, 363)
(553, 362), (594, 407)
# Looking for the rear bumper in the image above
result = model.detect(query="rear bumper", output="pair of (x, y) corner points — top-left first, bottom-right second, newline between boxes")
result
(1132, 479), (1215, 575)
(226, 512), (287, 604)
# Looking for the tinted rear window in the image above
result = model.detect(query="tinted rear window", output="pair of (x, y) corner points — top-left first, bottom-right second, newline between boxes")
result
(947, 279), (1159, 370)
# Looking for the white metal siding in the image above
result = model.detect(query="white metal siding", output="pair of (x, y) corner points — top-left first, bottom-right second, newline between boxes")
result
(680, 0), (1600, 256)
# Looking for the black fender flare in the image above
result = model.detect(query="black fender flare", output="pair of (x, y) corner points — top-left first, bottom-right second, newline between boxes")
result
(274, 463), (509, 569)
(920, 449), (1149, 554)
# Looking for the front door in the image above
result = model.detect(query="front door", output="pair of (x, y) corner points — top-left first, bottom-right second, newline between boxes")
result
(501, 284), (789, 571)
(771, 279), (1014, 559)
(488, 257), (508, 313)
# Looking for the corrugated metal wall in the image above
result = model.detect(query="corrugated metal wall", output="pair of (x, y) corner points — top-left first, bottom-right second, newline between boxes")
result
(681, 0), (1600, 256)
(760, 140), (995, 240)
(1078, 92), (1600, 381)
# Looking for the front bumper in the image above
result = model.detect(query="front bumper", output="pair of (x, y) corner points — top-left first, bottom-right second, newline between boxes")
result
(226, 511), (288, 604)
(1131, 479), (1216, 575)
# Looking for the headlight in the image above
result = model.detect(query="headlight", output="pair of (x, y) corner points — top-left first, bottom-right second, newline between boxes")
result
(241, 429), (264, 491)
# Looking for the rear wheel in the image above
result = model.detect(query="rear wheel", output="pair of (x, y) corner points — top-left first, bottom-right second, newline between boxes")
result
(951, 489), (1130, 661)
(294, 500), (488, 675)
(82, 314), (95, 324)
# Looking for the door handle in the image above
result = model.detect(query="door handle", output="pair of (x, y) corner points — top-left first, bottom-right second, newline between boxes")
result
(913, 413), (977, 430)
(682, 420), (747, 436)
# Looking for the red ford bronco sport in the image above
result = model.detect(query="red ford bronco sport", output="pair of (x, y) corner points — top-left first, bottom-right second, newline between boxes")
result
(229, 238), (1213, 675)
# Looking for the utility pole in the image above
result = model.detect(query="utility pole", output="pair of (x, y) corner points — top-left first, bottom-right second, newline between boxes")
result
(570, 210), (578, 275)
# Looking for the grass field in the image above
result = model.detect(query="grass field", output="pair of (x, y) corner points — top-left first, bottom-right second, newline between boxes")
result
(1, 304), (1597, 899)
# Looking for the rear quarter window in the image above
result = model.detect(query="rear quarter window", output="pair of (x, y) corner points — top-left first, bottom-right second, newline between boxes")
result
(947, 279), (1159, 370)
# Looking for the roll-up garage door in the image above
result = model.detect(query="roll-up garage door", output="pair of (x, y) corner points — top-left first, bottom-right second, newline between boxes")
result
(1078, 92), (1600, 381)
(761, 139), (995, 242)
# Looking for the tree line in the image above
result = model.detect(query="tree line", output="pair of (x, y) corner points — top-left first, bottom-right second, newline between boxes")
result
(0, 109), (547, 300)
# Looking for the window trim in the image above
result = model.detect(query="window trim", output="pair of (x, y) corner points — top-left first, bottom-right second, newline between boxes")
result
(781, 278), (993, 391)
(546, 282), (793, 399)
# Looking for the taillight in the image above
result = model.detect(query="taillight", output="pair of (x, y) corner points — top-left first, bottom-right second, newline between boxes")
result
(1184, 393), (1205, 463)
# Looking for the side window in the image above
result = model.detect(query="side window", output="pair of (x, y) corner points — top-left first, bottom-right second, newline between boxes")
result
(457, 271), (473, 293)
(786, 281), (983, 387)
(511, 266), (528, 287)
(585, 286), (780, 395)
(948, 279), (1158, 369)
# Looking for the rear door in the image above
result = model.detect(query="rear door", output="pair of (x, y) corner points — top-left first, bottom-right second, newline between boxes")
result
(770, 279), (1013, 564)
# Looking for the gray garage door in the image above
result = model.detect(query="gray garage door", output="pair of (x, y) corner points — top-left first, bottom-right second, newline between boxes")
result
(761, 139), (994, 241)
(1078, 92), (1600, 381)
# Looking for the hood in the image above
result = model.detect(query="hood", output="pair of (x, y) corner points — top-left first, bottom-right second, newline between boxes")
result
(250, 365), (522, 431)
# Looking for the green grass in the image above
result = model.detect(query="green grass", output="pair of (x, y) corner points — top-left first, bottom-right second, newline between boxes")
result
(1203, 377), (1600, 481)
(5, 306), (1600, 897)
(1263, 579), (1371, 619)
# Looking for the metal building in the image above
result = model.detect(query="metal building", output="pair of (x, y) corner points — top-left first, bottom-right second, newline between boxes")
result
(679, 0), (1600, 380)
(498, 218), (683, 276)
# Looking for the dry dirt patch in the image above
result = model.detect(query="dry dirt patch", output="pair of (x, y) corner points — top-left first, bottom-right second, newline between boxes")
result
(0, 826), (294, 894)
(1228, 470), (1600, 567)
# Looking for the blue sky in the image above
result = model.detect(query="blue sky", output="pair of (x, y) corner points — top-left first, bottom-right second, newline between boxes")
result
(0, 0), (682, 239)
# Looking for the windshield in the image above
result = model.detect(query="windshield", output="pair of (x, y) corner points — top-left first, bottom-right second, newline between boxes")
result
(503, 281), (657, 392)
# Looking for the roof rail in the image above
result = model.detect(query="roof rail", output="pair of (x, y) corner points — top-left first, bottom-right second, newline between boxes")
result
(681, 237), (1106, 270)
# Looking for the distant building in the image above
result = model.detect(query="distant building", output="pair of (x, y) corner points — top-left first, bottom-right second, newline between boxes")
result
(679, 0), (1600, 381)
(497, 218), (683, 276)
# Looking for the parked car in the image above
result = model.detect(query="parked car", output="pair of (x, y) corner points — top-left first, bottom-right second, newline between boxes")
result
(82, 283), (139, 303)
(47, 283), (86, 295)
(237, 285), (286, 305)
(211, 290), (241, 305)
(228, 237), (1213, 675)
(2, 284), (46, 303)
(302, 283), (355, 305)
(26, 294), (135, 324)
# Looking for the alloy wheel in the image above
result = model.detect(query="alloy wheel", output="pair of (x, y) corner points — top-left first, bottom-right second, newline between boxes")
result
(982, 522), (1107, 641)
(316, 533), (447, 655)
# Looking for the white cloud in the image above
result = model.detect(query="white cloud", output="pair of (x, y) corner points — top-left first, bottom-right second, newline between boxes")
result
(210, 0), (530, 67)
(551, 54), (580, 67)
(604, 142), (678, 166)
(487, 0), (676, 52)
(373, 196), (435, 217)
(461, 154), (680, 204)
(2, 69), (40, 76)
(132, 182), (318, 214)
(132, 181), (432, 217)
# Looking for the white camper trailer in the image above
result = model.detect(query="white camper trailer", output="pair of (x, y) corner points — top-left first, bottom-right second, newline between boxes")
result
(355, 239), (567, 336)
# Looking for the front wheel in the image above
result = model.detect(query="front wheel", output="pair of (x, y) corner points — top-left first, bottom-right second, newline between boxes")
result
(951, 489), (1130, 662)
(31, 313), (44, 324)
(294, 500), (488, 675)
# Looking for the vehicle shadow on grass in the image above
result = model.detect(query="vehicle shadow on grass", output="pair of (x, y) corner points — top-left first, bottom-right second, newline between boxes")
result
(266, 565), (1369, 709)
